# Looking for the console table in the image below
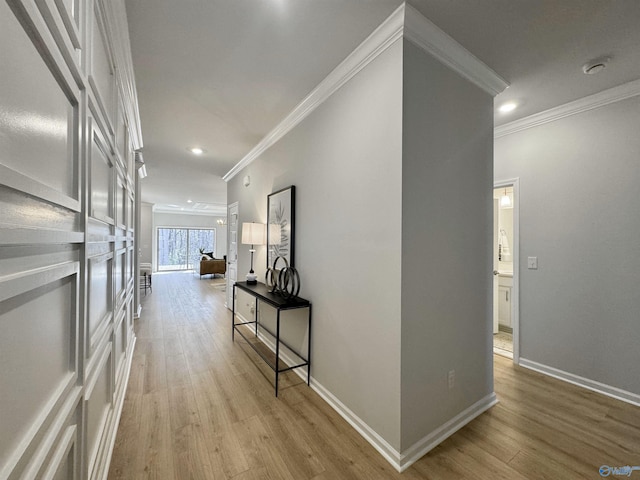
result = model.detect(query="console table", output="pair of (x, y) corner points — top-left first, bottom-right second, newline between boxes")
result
(232, 281), (312, 396)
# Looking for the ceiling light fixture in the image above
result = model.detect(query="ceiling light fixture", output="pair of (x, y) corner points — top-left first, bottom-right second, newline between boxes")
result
(189, 147), (204, 155)
(498, 102), (517, 113)
(187, 199), (193, 203)
(500, 188), (512, 208)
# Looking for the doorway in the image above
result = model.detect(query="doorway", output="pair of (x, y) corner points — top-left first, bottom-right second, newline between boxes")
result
(226, 202), (239, 308)
(493, 180), (519, 362)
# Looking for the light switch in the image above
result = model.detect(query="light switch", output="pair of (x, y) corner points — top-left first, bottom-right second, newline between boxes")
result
(527, 256), (538, 269)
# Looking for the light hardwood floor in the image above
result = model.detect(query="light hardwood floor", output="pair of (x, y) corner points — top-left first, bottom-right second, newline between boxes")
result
(108, 272), (640, 479)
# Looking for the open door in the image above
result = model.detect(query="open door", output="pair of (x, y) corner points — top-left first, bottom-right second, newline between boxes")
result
(493, 180), (519, 362)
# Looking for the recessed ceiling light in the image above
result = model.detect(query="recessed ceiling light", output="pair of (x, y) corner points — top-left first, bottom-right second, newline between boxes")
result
(187, 199), (193, 203)
(498, 102), (517, 113)
(189, 147), (204, 155)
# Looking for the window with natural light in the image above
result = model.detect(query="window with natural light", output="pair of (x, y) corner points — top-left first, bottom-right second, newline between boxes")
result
(157, 228), (215, 271)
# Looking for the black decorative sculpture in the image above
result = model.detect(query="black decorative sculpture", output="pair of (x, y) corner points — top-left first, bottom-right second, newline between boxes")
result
(265, 256), (300, 300)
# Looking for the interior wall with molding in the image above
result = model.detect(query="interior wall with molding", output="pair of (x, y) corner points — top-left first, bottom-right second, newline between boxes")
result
(0, 0), (141, 478)
(227, 38), (405, 450)
(495, 96), (640, 396)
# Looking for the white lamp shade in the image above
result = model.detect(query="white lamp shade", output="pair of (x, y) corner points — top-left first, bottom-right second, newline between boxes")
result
(241, 222), (266, 245)
(500, 194), (512, 208)
(268, 223), (282, 245)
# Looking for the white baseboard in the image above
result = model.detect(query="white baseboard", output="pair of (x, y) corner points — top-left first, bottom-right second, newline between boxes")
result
(310, 377), (403, 470)
(238, 318), (498, 472)
(519, 357), (640, 407)
(239, 321), (403, 468)
(397, 392), (498, 471)
(98, 336), (137, 480)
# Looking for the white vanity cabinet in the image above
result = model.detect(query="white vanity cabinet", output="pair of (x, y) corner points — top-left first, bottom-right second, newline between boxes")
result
(498, 275), (513, 329)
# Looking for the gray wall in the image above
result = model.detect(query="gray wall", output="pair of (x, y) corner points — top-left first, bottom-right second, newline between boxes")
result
(400, 40), (495, 449)
(140, 202), (153, 264)
(495, 96), (640, 395)
(227, 33), (499, 455)
(228, 39), (405, 449)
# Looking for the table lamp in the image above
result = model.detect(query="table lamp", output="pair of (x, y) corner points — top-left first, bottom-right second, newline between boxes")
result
(241, 222), (266, 284)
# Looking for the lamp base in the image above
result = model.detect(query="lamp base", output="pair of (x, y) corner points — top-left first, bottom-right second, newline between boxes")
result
(246, 272), (258, 285)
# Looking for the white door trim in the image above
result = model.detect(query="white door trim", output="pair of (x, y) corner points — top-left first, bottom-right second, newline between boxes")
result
(494, 178), (520, 364)
(226, 202), (239, 309)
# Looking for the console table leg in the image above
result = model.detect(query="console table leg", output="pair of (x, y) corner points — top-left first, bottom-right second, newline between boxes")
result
(308, 304), (312, 386)
(275, 309), (281, 397)
(232, 284), (236, 341)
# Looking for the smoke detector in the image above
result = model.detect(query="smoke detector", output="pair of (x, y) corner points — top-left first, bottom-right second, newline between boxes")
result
(582, 57), (610, 75)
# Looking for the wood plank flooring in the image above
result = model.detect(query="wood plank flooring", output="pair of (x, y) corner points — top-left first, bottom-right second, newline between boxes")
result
(108, 272), (640, 479)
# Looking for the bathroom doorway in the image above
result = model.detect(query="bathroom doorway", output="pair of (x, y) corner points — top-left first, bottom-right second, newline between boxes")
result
(493, 180), (519, 361)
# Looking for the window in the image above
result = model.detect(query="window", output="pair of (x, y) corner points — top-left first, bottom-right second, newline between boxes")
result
(157, 228), (215, 271)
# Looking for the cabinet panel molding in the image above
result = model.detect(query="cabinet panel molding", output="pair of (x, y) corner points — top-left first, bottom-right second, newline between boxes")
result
(0, 0), (81, 204)
(0, 164), (80, 214)
(87, 253), (113, 358)
(43, 424), (78, 480)
(18, 390), (81, 480)
(114, 248), (126, 306)
(84, 344), (113, 479)
(0, 186), (82, 245)
(88, 0), (115, 132)
(34, 0), (84, 85)
(89, 119), (115, 225)
(116, 173), (127, 229)
(0, 275), (79, 478)
(0, 260), (78, 303)
(1, 0), (142, 477)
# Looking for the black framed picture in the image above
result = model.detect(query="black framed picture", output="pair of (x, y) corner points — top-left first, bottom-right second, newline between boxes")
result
(267, 185), (295, 269)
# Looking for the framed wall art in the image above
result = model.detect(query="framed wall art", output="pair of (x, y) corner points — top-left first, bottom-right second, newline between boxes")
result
(267, 185), (295, 268)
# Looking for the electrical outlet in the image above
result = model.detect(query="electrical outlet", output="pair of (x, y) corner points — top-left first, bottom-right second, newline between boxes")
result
(448, 370), (455, 389)
(527, 256), (538, 269)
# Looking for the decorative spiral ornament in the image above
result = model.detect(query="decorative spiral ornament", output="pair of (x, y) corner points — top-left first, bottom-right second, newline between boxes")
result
(265, 256), (288, 293)
(279, 266), (300, 299)
(265, 256), (300, 299)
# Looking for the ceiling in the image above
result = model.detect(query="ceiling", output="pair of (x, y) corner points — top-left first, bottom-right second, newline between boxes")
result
(125, 0), (640, 215)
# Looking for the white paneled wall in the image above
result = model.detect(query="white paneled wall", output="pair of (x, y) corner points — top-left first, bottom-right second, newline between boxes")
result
(0, 0), (141, 478)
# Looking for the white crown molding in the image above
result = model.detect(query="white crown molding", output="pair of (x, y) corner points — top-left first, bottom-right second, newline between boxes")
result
(403, 4), (508, 97)
(224, 2), (509, 182)
(495, 78), (640, 138)
(101, 0), (144, 150)
(223, 3), (406, 182)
